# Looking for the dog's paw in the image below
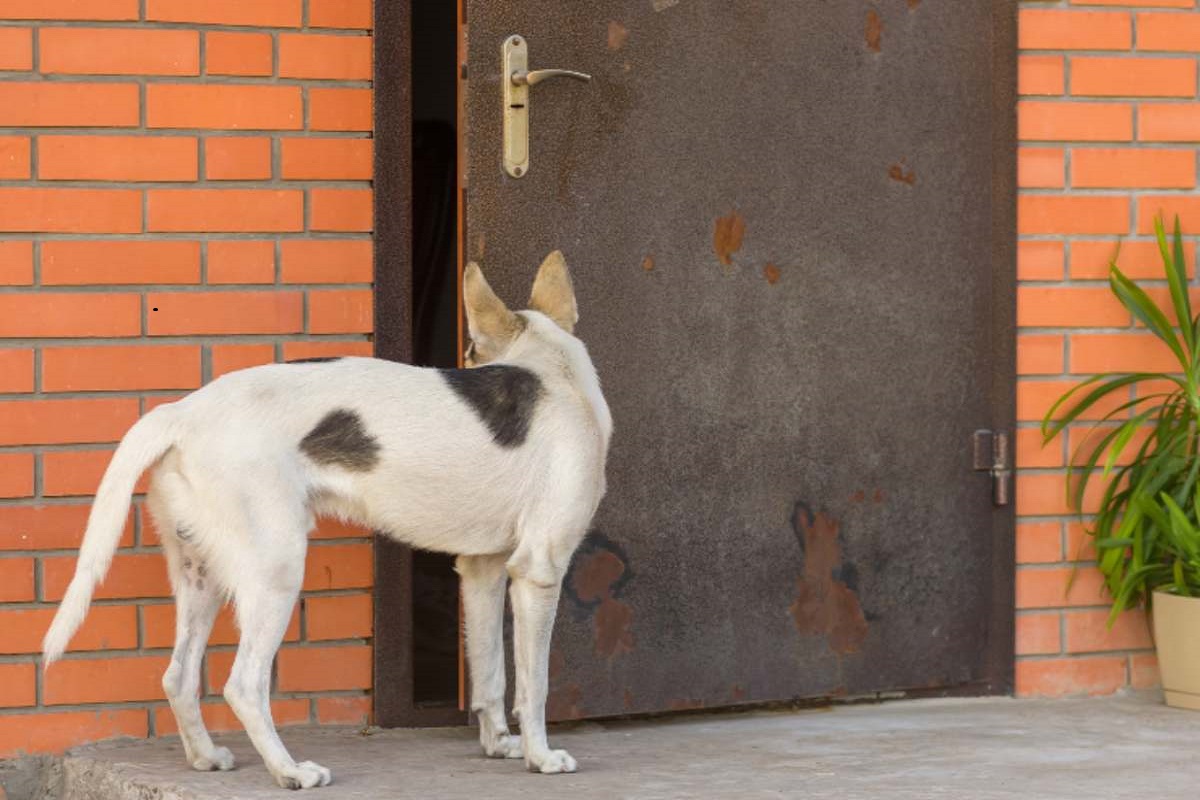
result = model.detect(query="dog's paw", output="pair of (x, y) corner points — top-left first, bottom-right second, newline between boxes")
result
(484, 733), (523, 759)
(274, 761), (332, 790)
(191, 746), (235, 772)
(527, 748), (577, 774)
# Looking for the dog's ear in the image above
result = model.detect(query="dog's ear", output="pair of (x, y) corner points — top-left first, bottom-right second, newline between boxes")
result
(529, 250), (578, 334)
(464, 262), (524, 361)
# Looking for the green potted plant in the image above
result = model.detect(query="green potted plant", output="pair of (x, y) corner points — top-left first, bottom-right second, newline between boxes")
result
(1042, 215), (1200, 709)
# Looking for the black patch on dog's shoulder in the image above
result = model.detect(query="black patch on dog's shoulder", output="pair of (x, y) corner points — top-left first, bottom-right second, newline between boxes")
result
(286, 357), (343, 364)
(440, 365), (544, 448)
(300, 408), (381, 471)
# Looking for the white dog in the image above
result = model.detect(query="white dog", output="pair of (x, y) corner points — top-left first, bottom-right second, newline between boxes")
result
(42, 252), (612, 789)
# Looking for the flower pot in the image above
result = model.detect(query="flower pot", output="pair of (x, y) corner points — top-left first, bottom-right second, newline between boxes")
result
(1152, 590), (1200, 710)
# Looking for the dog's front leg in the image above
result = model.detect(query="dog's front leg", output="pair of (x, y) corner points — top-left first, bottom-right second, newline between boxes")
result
(457, 554), (522, 759)
(509, 573), (576, 774)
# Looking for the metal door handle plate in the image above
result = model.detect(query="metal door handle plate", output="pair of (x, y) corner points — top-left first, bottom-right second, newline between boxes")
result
(502, 36), (592, 178)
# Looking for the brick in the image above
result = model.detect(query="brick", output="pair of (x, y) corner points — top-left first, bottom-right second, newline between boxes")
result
(155, 699), (309, 736)
(1015, 657), (1126, 698)
(0, 294), (139, 338)
(0, 0), (138, 19)
(276, 644), (371, 691)
(0, 241), (33, 285)
(1072, 57), (1195, 98)
(1070, 333), (1182, 373)
(39, 136), (197, 182)
(1138, 195), (1200, 234)
(205, 137), (271, 180)
(310, 517), (371, 539)
(1017, 334), (1064, 375)
(1131, 653), (1160, 689)
(45, 655), (169, 705)
(0, 504), (132, 550)
(0, 453), (33, 498)
(211, 344), (276, 378)
(204, 650), (235, 694)
(303, 543), (373, 590)
(279, 33), (372, 80)
(1017, 613), (1062, 656)
(1016, 565), (1108, 609)
(1018, 101), (1132, 142)
(1140, 103), (1200, 142)
(1020, 10), (1130, 50)
(1137, 11), (1200, 50)
(1071, 239), (1195, 279)
(281, 138), (372, 180)
(0, 28), (31, 71)
(143, 394), (185, 413)
(43, 553), (170, 600)
(148, 190), (302, 233)
(311, 189), (373, 232)
(1017, 240), (1063, 280)
(146, 0), (301, 27)
(310, 0), (372, 29)
(281, 240), (372, 283)
(0, 708), (147, 758)
(1066, 609), (1152, 653)
(0, 398), (138, 445)
(147, 291), (303, 335)
(40, 28), (198, 76)
(147, 85), (301, 130)
(1017, 287), (1128, 328)
(1018, 148), (1064, 188)
(282, 341), (373, 361)
(1018, 195), (1129, 235)
(316, 695), (370, 724)
(1070, 0), (1191, 6)
(206, 31), (273, 76)
(207, 240), (276, 284)
(1067, 423), (1151, 470)
(42, 240), (200, 286)
(309, 88), (372, 131)
(1018, 379), (1136, 422)
(0, 663), (36, 708)
(0, 188), (140, 233)
(1017, 522), (1063, 564)
(0, 137), (29, 182)
(308, 289), (373, 334)
(305, 593), (372, 640)
(1015, 471), (1104, 516)
(43, 449), (150, 497)
(0, 605), (136, 654)
(144, 602), (298, 649)
(43, 345), (201, 392)
(0, 349), (34, 392)
(0, 558), (34, 602)
(1073, 148), (1194, 189)
(0, 82), (138, 127)
(1067, 523), (1098, 563)
(1016, 427), (1062, 469)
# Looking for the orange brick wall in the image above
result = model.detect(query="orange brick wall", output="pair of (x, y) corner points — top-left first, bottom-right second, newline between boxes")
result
(1016, 0), (1200, 696)
(0, 0), (375, 755)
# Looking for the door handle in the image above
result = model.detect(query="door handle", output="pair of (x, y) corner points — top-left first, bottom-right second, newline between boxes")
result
(502, 36), (592, 178)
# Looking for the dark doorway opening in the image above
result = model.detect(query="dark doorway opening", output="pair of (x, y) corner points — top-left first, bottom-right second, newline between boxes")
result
(409, 0), (462, 710)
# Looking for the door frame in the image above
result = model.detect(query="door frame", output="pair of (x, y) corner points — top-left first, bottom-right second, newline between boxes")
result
(371, 0), (1017, 725)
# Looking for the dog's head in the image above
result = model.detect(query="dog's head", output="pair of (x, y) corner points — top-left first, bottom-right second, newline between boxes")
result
(463, 250), (578, 367)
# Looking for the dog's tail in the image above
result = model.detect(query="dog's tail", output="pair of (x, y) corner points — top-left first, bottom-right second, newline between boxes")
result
(42, 404), (182, 665)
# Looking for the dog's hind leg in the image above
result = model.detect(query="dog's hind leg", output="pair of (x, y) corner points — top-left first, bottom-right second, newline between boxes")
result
(507, 542), (577, 774)
(223, 512), (331, 790)
(150, 486), (232, 772)
(456, 553), (521, 759)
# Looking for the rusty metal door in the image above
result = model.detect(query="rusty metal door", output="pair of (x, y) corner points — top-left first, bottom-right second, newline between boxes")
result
(461, 1), (1016, 717)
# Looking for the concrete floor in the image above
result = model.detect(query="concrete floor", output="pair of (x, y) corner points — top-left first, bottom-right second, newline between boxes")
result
(36, 692), (1200, 799)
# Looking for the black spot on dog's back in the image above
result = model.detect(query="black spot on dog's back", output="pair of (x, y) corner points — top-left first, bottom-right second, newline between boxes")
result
(286, 357), (343, 364)
(300, 408), (381, 471)
(441, 365), (543, 448)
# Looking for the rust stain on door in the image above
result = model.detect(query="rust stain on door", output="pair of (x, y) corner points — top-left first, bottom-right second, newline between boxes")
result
(608, 21), (629, 50)
(888, 162), (916, 185)
(567, 533), (634, 659)
(789, 502), (868, 655)
(865, 11), (883, 52)
(763, 262), (781, 284)
(713, 210), (745, 267)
